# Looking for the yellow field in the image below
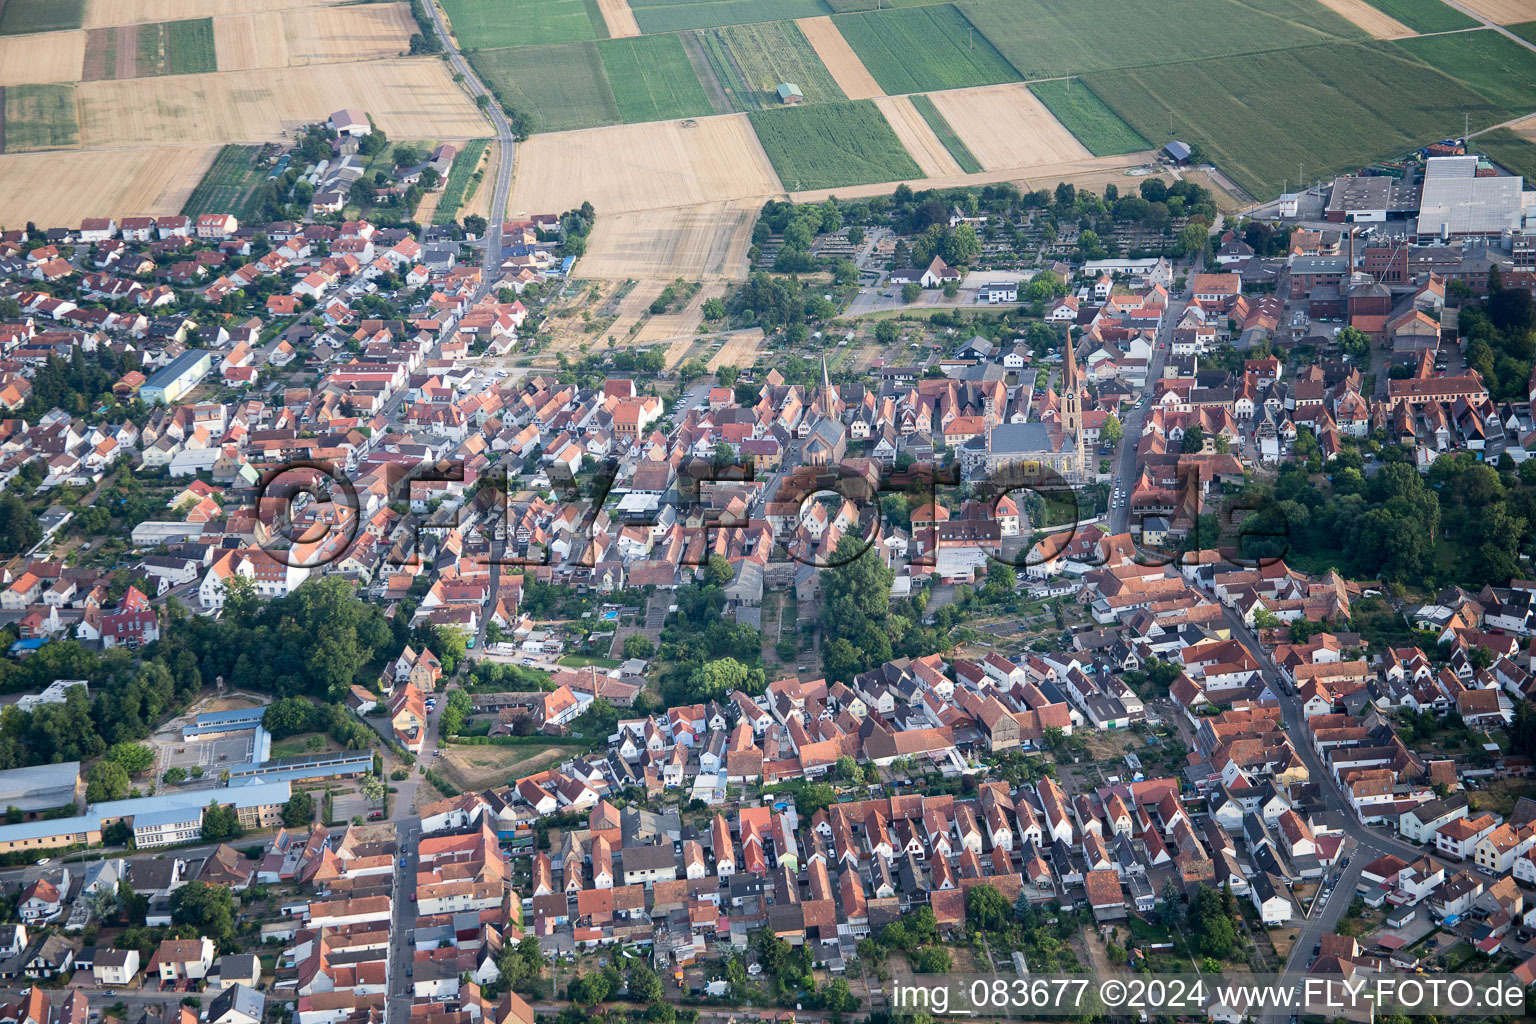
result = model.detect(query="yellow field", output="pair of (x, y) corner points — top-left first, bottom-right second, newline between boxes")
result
(0, 145), (217, 228)
(595, 0), (641, 37)
(213, 5), (416, 71)
(0, 31), (84, 86)
(796, 16), (882, 99)
(705, 328), (765, 372)
(509, 114), (781, 215)
(1450, 0), (1536, 21)
(578, 199), (760, 280)
(84, 0), (349, 28)
(787, 151), (1155, 202)
(1311, 0), (1414, 36)
(463, 140), (498, 221)
(873, 95), (961, 177)
(76, 59), (487, 146)
(926, 84), (1089, 172)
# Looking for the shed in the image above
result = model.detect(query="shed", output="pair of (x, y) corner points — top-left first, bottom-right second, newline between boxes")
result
(1164, 141), (1192, 164)
(776, 83), (804, 105)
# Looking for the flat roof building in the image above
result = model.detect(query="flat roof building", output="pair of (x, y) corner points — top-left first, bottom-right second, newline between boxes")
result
(1416, 156), (1527, 240)
(0, 762), (82, 814)
(141, 349), (212, 405)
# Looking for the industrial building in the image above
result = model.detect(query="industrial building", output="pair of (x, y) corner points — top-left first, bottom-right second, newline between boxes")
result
(0, 762), (83, 814)
(1415, 156), (1528, 241)
(140, 349), (212, 405)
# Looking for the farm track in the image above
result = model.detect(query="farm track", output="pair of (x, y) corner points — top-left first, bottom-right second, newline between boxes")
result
(0, 87), (6, 154)
(678, 29), (732, 114)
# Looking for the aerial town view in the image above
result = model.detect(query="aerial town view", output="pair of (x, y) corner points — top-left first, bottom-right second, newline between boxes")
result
(3, 0), (1536, 1021)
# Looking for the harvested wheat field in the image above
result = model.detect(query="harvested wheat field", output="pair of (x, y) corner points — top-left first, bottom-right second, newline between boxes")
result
(873, 95), (960, 177)
(1311, 0), (1414, 36)
(796, 16), (882, 100)
(1451, 0), (1536, 21)
(706, 328), (765, 372)
(788, 150), (1151, 201)
(77, 59), (486, 145)
(579, 199), (760, 279)
(0, 144), (216, 228)
(509, 114), (780, 215)
(462, 140), (498, 221)
(927, 83), (1089, 171)
(595, 0), (641, 37)
(0, 31), (84, 86)
(85, 0), (344, 29)
(213, 5), (414, 72)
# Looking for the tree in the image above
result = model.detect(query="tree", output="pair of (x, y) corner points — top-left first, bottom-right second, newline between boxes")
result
(623, 634), (656, 660)
(965, 883), (1010, 932)
(87, 760), (130, 802)
(0, 493), (41, 554)
(1181, 425), (1205, 453)
(360, 773), (385, 803)
(281, 792), (315, 827)
(170, 881), (238, 943)
(262, 696), (316, 739)
(106, 742), (155, 775)
(705, 553), (734, 587)
(984, 560), (1016, 601)
(1158, 880), (1184, 929)
(875, 319), (900, 345)
(201, 801), (244, 842)
(116, 878), (148, 926)
(628, 964), (662, 1004)
(1338, 326), (1371, 359)
(835, 755), (859, 780)
(702, 297), (726, 321)
(1101, 413), (1122, 447)
(902, 281), (922, 304)
(1185, 885), (1236, 959)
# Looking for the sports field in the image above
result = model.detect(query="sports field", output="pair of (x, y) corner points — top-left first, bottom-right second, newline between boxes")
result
(440, 0), (597, 48)
(693, 20), (847, 110)
(748, 98), (920, 190)
(631, 0), (832, 34)
(599, 33), (717, 122)
(1028, 79), (1149, 157)
(0, 0), (85, 35)
(4, 84), (79, 151)
(472, 41), (621, 132)
(905, 94), (980, 173)
(180, 143), (263, 216)
(1390, 31), (1536, 114)
(831, 4), (1019, 94)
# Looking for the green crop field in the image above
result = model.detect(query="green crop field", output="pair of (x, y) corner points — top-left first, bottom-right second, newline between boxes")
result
(1510, 22), (1536, 45)
(831, 5), (1019, 93)
(0, 0), (84, 35)
(433, 139), (491, 225)
(908, 93), (980, 173)
(1359, 0), (1476, 33)
(632, 0), (832, 33)
(599, 34), (716, 122)
(1390, 31), (1536, 115)
(1086, 42), (1519, 198)
(823, 0), (934, 10)
(3, 84), (78, 152)
(959, 0), (1364, 80)
(1028, 79), (1148, 157)
(139, 18), (217, 76)
(749, 99), (921, 190)
(441, 0), (597, 48)
(693, 20), (846, 111)
(181, 144), (265, 217)
(1477, 128), (1536, 182)
(472, 42), (621, 132)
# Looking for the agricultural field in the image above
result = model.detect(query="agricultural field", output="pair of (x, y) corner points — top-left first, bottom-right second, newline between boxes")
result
(1434, 0), (1533, 23)
(593, 0), (641, 35)
(440, 0), (596, 48)
(180, 143), (264, 217)
(136, 17), (219, 76)
(0, 144), (215, 227)
(1356, 0), (1475, 30)
(630, 0), (833, 34)
(598, 33), (716, 122)
(579, 199), (762, 279)
(1510, 20), (1536, 42)
(1028, 79), (1149, 157)
(84, 0), (353, 27)
(1086, 42), (1518, 197)
(433, 138), (490, 224)
(748, 99), (920, 190)
(694, 20), (847, 111)
(831, 5), (1019, 94)
(1312, 0), (1412, 37)
(822, 0), (933, 9)
(796, 16), (881, 98)
(926, 84), (1088, 171)
(0, 31), (85, 86)
(873, 95), (963, 176)
(1477, 127), (1536, 181)
(4, 84), (79, 152)
(0, 0), (84, 35)
(905, 94), (980, 173)
(1390, 31), (1536, 114)
(958, 0), (1365, 80)
(212, 5), (415, 72)
(471, 41), (620, 132)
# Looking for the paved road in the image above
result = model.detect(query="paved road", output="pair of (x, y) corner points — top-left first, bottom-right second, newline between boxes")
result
(1106, 292), (1179, 535)
(386, 818), (423, 1024)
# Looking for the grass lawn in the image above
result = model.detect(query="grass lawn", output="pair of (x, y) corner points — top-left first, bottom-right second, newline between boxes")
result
(960, 0), (1364, 80)
(1390, 31), (1536, 114)
(1360, 0), (1477, 32)
(1476, 127), (1536, 180)
(0, 0), (84, 35)
(631, 0), (833, 34)
(438, 742), (585, 790)
(181, 144), (264, 217)
(269, 732), (341, 758)
(831, 4), (1020, 93)
(1480, 777), (1536, 818)
(599, 33), (719, 122)
(558, 654), (621, 668)
(433, 138), (491, 224)
(908, 93), (981, 173)
(1028, 79), (1149, 156)
(3, 84), (78, 152)
(695, 20), (846, 111)
(750, 98), (921, 190)
(441, 0), (597, 48)
(1087, 41), (1520, 198)
(472, 41), (621, 132)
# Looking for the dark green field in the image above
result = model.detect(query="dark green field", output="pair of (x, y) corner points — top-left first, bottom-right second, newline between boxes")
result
(831, 4), (1019, 93)
(1510, 21), (1536, 45)
(138, 18), (217, 76)
(631, 0), (833, 33)
(1028, 79), (1148, 157)
(599, 34), (716, 122)
(181, 145), (266, 217)
(433, 139), (491, 225)
(0, 0), (84, 35)
(908, 93), (981, 174)
(1477, 128), (1536, 182)
(441, 0), (597, 48)
(693, 20), (847, 111)
(1358, 0), (1477, 33)
(472, 41), (621, 132)
(749, 99), (921, 190)
(1389, 31), (1536, 115)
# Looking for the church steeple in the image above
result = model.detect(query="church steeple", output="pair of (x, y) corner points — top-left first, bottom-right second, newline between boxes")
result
(1060, 334), (1085, 480)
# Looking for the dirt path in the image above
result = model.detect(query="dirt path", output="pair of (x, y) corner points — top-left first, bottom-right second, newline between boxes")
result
(594, 0), (641, 37)
(679, 30), (733, 115)
(873, 94), (961, 177)
(795, 16), (883, 99)
(1312, 0), (1414, 37)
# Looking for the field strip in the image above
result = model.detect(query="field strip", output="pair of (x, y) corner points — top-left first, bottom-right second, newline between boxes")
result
(85, 0), (350, 29)
(213, 6), (414, 71)
(76, 59), (487, 146)
(786, 150), (1153, 202)
(465, 140), (498, 220)
(640, 283), (718, 345)
(1313, 0), (1415, 36)
(1451, 0), (1536, 22)
(796, 16), (883, 99)
(706, 328), (765, 372)
(0, 143), (217, 227)
(927, 83), (1090, 171)
(578, 198), (761, 279)
(1509, 112), (1536, 141)
(0, 30), (84, 86)
(872, 95), (962, 177)
(595, 0), (641, 37)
